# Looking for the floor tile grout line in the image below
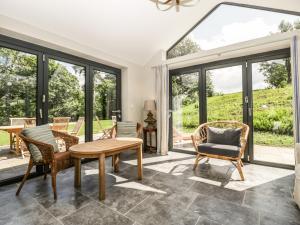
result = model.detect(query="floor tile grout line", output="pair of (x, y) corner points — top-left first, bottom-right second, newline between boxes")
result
(241, 190), (246, 206)
(97, 199), (136, 223)
(124, 195), (151, 216)
(32, 197), (64, 225)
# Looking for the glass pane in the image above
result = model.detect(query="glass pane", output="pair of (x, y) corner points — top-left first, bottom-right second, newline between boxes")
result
(48, 59), (85, 143)
(0, 47), (37, 180)
(93, 70), (117, 140)
(252, 58), (294, 165)
(172, 72), (199, 152)
(168, 4), (300, 59)
(206, 65), (243, 122)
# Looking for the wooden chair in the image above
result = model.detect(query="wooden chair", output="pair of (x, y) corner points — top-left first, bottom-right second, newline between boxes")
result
(95, 116), (113, 139)
(109, 122), (143, 172)
(109, 122), (143, 139)
(191, 121), (249, 181)
(69, 117), (84, 136)
(52, 117), (70, 132)
(16, 130), (79, 199)
(24, 118), (36, 128)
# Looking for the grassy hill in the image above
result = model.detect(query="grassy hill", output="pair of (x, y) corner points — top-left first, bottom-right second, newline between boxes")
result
(173, 85), (293, 147)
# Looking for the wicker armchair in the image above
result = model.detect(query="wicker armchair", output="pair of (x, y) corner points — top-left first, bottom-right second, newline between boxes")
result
(191, 121), (249, 181)
(16, 130), (79, 199)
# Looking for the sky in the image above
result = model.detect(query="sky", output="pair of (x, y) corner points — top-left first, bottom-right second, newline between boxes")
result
(184, 4), (299, 94)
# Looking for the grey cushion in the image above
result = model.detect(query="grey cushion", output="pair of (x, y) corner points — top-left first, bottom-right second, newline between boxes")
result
(21, 124), (59, 163)
(116, 121), (137, 138)
(198, 143), (240, 158)
(207, 127), (242, 146)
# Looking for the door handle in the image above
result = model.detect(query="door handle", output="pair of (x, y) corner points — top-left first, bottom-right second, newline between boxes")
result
(248, 107), (252, 117)
(112, 110), (121, 113)
(39, 109), (43, 119)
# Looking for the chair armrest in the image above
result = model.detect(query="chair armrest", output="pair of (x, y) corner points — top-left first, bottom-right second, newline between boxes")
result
(52, 130), (79, 150)
(19, 134), (54, 162)
(191, 125), (207, 152)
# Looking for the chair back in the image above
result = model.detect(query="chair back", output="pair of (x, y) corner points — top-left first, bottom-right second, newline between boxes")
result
(52, 117), (70, 132)
(111, 122), (142, 138)
(10, 117), (26, 126)
(24, 118), (36, 128)
(70, 117), (84, 136)
(95, 116), (104, 130)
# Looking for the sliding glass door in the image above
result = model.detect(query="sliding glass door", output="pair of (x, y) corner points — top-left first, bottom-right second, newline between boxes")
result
(170, 71), (200, 152)
(92, 69), (121, 140)
(0, 45), (40, 180)
(169, 49), (293, 168)
(248, 56), (294, 166)
(205, 64), (245, 123)
(0, 35), (121, 185)
(47, 58), (86, 143)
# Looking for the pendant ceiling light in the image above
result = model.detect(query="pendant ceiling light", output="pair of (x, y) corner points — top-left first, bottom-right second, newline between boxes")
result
(151, 0), (199, 11)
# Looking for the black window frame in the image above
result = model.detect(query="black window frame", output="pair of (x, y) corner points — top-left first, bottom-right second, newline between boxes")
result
(0, 34), (122, 186)
(169, 48), (294, 170)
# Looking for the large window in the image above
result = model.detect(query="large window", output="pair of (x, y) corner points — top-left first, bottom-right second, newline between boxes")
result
(48, 59), (86, 142)
(167, 4), (300, 59)
(0, 36), (121, 184)
(169, 49), (294, 168)
(171, 72), (199, 152)
(0, 47), (37, 180)
(92, 70), (119, 140)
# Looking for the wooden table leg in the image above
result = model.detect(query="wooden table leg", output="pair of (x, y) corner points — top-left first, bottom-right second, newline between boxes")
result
(137, 144), (143, 180)
(15, 133), (24, 158)
(9, 132), (12, 151)
(74, 158), (81, 188)
(113, 154), (120, 173)
(99, 153), (106, 201)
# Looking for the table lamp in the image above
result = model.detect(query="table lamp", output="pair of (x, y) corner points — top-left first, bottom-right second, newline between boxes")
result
(144, 100), (156, 129)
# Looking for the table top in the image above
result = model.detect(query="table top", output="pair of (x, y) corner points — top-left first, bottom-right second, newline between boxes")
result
(69, 138), (143, 156)
(0, 125), (24, 132)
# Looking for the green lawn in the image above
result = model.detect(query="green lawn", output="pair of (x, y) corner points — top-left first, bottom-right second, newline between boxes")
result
(0, 120), (113, 147)
(173, 85), (294, 147)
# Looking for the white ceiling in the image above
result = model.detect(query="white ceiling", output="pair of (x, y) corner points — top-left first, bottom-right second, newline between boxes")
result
(0, 0), (300, 66)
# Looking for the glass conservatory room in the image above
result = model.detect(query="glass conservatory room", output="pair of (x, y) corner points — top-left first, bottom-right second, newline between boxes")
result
(0, 1), (300, 225)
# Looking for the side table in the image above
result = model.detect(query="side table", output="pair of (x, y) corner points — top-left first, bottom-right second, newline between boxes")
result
(143, 127), (157, 153)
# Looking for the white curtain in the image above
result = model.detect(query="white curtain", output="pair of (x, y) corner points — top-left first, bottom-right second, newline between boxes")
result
(155, 64), (169, 155)
(291, 35), (300, 144)
(291, 35), (300, 207)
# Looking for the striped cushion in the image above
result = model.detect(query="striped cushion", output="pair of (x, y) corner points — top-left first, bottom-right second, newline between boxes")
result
(21, 124), (59, 163)
(116, 122), (137, 138)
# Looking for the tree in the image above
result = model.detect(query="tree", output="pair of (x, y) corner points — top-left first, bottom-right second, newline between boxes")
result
(94, 72), (116, 119)
(167, 36), (201, 59)
(48, 59), (84, 121)
(259, 61), (290, 88)
(260, 19), (300, 88)
(0, 48), (37, 125)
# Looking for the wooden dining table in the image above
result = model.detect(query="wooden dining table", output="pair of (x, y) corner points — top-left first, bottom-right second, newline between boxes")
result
(69, 138), (143, 200)
(0, 125), (25, 157)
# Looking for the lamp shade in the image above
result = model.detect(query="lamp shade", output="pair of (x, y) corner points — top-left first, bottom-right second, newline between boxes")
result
(144, 100), (156, 111)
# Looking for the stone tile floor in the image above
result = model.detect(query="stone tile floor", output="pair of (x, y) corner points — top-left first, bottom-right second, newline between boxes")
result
(0, 151), (299, 225)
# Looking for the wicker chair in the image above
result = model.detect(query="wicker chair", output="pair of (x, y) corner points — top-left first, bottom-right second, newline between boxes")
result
(191, 121), (249, 181)
(16, 130), (79, 199)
